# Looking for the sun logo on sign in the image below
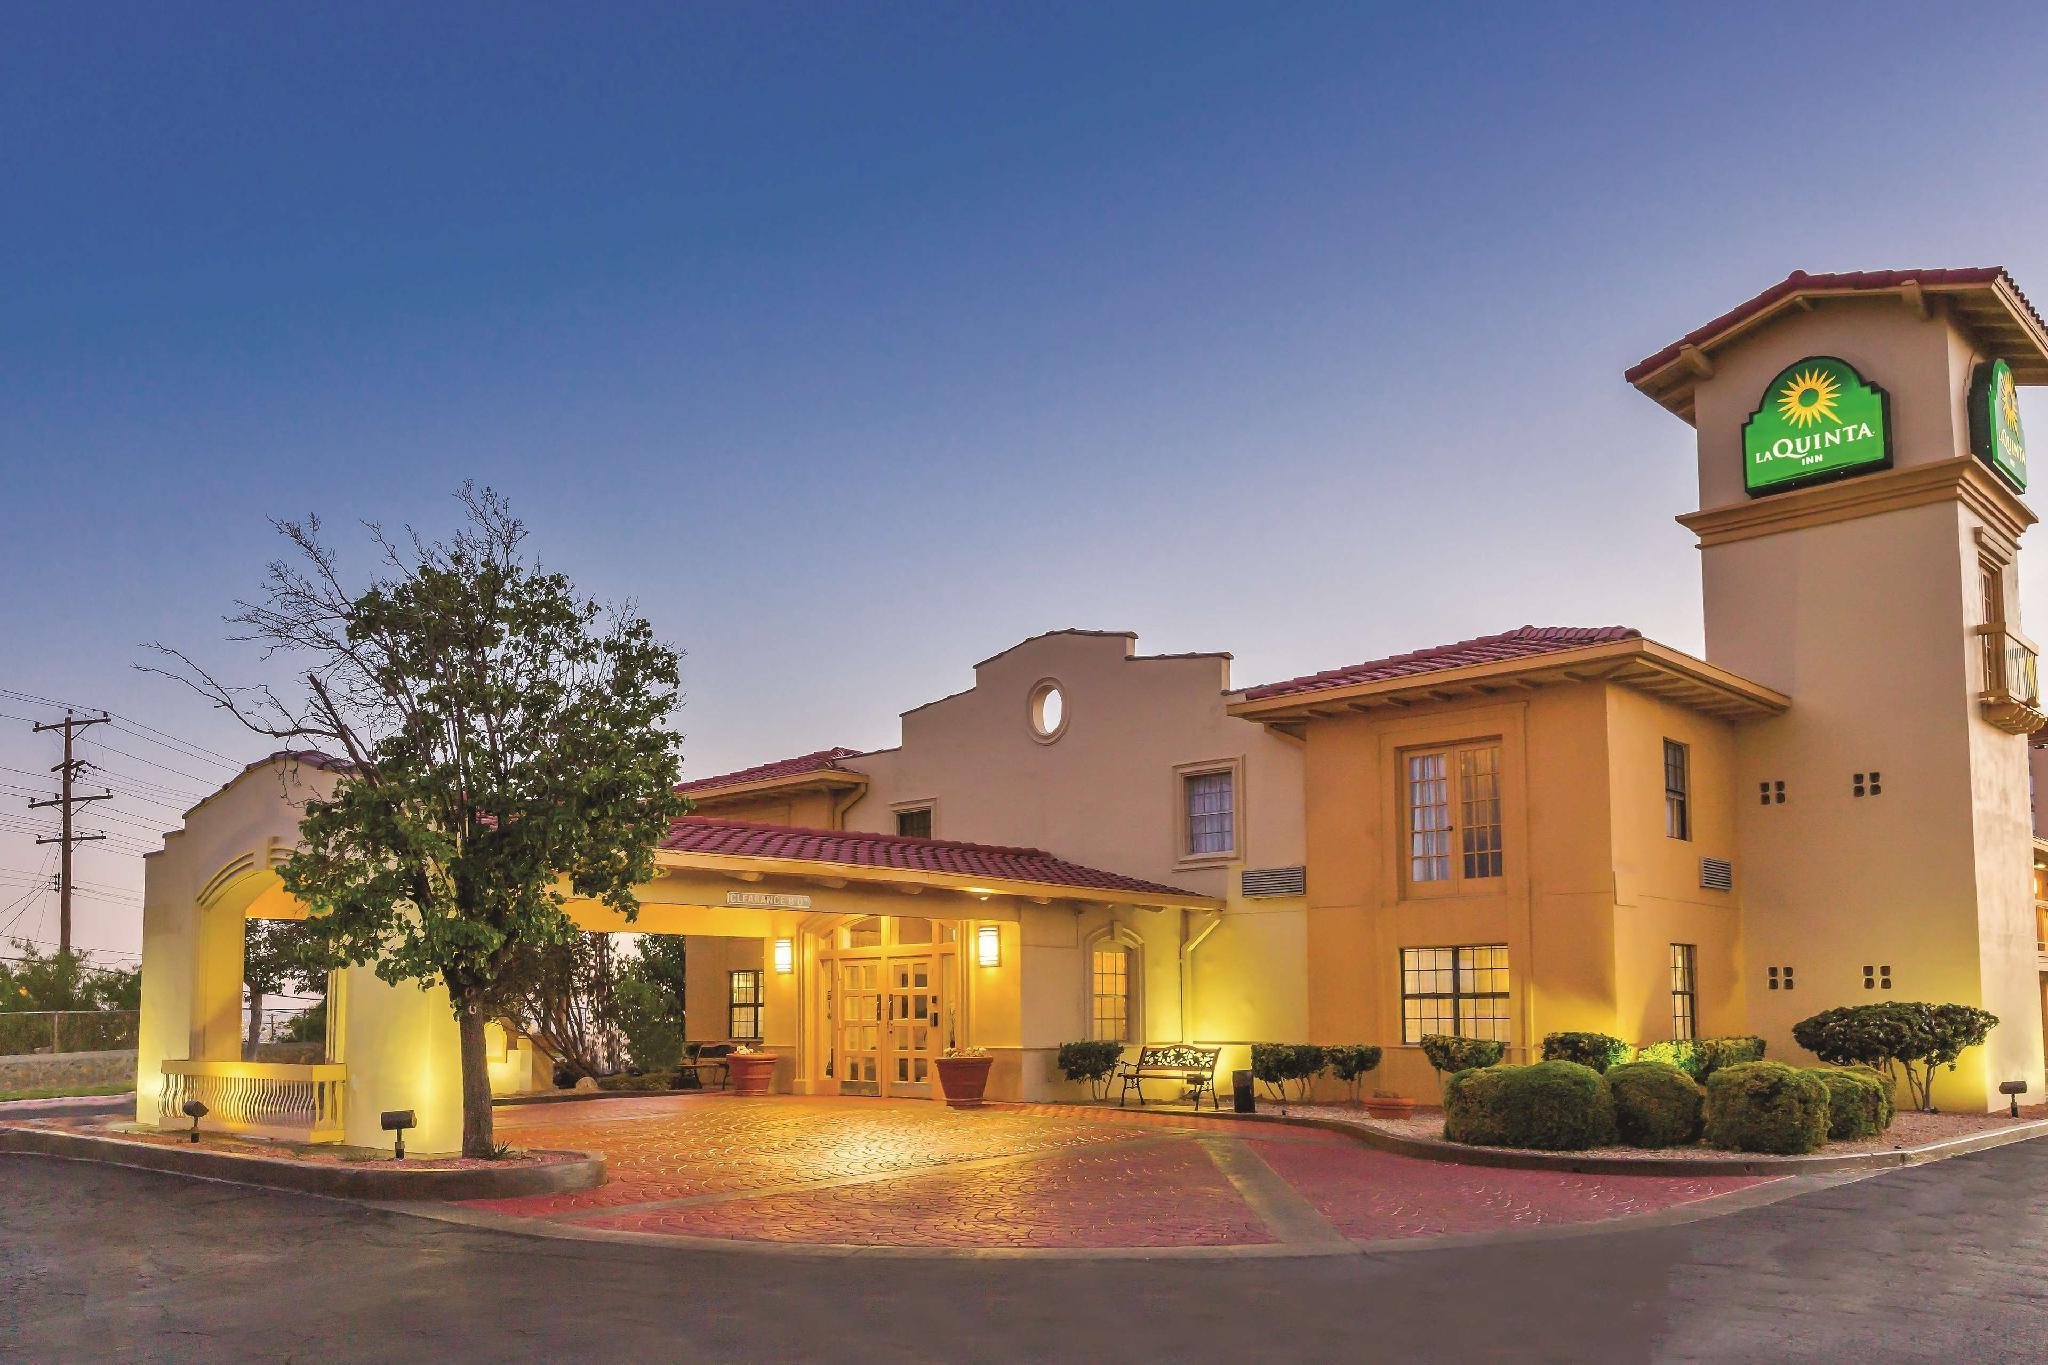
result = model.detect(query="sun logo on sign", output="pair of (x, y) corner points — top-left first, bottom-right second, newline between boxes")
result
(1999, 367), (2021, 432)
(1776, 367), (1843, 428)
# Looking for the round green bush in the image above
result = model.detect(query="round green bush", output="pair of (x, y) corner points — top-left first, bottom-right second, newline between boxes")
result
(1419, 1034), (1506, 1076)
(1541, 1031), (1630, 1073)
(1605, 1060), (1705, 1148)
(1443, 1061), (1616, 1151)
(1808, 1067), (1894, 1139)
(1703, 1061), (1830, 1154)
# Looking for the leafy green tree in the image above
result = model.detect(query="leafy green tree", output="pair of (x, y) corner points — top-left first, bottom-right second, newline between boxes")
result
(242, 918), (325, 1057)
(629, 935), (688, 1035)
(0, 941), (133, 1012)
(152, 487), (686, 1155)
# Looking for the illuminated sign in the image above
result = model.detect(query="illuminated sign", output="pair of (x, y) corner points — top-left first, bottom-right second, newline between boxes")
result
(1969, 358), (2027, 492)
(1742, 356), (1891, 496)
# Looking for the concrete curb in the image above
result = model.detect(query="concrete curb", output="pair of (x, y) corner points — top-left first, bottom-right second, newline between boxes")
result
(0, 1124), (606, 1201)
(1007, 1102), (2048, 1176)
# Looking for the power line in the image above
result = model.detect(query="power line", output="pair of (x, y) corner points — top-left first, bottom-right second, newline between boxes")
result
(0, 685), (241, 769)
(27, 713), (112, 955)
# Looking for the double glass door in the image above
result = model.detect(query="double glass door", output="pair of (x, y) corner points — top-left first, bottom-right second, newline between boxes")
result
(832, 953), (946, 1098)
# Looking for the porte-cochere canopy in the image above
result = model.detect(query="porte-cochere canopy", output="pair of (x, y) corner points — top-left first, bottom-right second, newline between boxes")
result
(138, 753), (1218, 1153)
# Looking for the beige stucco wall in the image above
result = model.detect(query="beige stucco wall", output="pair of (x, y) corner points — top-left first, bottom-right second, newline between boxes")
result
(1686, 295), (2046, 1109)
(840, 630), (1308, 1063)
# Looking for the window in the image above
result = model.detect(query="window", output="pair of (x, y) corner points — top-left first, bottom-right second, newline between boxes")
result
(1090, 945), (1132, 1042)
(1184, 769), (1235, 857)
(1405, 742), (1503, 889)
(895, 806), (933, 839)
(728, 969), (763, 1041)
(1664, 740), (1691, 841)
(1399, 945), (1510, 1044)
(1669, 943), (1697, 1041)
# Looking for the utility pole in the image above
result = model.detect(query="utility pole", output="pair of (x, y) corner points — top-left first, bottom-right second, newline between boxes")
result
(29, 712), (111, 955)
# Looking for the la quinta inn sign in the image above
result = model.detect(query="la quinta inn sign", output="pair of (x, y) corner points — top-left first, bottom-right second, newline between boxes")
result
(1742, 355), (1891, 495)
(1970, 357), (2028, 492)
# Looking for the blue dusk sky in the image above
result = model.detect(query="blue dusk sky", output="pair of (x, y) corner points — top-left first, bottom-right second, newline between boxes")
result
(3, 3), (2046, 955)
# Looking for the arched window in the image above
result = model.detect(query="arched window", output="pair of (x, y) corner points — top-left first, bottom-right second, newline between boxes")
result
(1084, 927), (1142, 1043)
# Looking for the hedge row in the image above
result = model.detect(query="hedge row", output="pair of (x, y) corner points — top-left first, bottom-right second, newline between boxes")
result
(1442, 1057), (1898, 1153)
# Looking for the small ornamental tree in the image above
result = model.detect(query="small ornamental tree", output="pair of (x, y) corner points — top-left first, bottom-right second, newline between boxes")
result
(1419, 1034), (1505, 1083)
(1793, 1002), (1998, 1113)
(151, 488), (687, 1156)
(1323, 1044), (1384, 1102)
(1250, 1043), (1327, 1102)
(1057, 1040), (1124, 1100)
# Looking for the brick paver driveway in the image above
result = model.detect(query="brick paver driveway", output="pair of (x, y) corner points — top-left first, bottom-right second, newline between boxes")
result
(447, 1094), (1770, 1253)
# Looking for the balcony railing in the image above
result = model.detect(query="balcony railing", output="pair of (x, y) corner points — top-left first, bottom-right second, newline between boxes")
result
(1977, 625), (2047, 734)
(159, 1060), (347, 1143)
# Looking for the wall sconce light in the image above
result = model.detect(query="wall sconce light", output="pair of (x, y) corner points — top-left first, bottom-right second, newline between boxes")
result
(773, 937), (795, 974)
(976, 923), (1001, 968)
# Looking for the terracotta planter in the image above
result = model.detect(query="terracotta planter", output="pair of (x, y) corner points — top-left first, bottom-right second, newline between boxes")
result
(1363, 1095), (1416, 1119)
(934, 1055), (994, 1108)
(726, 1053), (778, 1096)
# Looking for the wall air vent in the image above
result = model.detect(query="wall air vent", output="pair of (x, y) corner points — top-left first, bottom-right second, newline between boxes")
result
(1700, 857), (1734, 892)
(1241, 866), (1307, 898)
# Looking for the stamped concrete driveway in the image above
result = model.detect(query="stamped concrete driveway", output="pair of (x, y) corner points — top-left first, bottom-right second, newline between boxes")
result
(5, 1134), (2048, 1362)
(447, 1093), (1769, 1252)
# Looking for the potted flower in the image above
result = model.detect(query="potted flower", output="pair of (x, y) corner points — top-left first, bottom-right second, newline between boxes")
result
(1364, 1090), (1416, 1120)
(725, 1046), (778, 1096)
(934, 1046), (995, 1108)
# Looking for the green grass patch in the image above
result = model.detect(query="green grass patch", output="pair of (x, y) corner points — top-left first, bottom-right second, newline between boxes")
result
(0, 1082), (135, 1102)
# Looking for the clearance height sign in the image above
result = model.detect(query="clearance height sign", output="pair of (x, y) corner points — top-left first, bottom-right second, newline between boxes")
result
(1742, 356), (1892, 496)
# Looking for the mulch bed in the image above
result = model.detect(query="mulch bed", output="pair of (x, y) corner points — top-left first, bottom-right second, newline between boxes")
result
(6, 1115), (580, 1170)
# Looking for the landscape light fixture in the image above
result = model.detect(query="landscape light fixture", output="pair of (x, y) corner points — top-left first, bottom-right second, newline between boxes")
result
(380, 1109), (417, 1160)
(1999, 1079), (2028, 1118)
(976, 923), (1001, 968)
(773, 937), (794, 974)
(181, 1099), (208, 1143)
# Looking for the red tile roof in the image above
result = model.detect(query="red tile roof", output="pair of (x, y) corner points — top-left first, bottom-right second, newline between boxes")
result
(659, 816), (1205, 899)
(1626, 267), (2043, 384)
(1241, 625), (1641, 702)
(676, 747), (863, 794)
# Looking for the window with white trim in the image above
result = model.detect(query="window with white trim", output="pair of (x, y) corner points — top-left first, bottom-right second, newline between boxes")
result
(1089, 945), (1132, 1042)
(1184, 769), (1235, 857)
(1399, 944), (1510, 1044)
(1405, 741), (1503, 890)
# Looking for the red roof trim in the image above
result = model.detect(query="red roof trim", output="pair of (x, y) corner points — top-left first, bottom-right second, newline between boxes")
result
(1626, 267), (2040, 384)
(676, 747), (863, 794)
(658, 816), (1203, 899)
(1242, 625), (1641, 702)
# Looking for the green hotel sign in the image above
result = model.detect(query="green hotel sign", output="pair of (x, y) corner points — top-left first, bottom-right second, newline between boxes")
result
(1742, 356), (1892, 496)
(1969, 358), (2027, 492)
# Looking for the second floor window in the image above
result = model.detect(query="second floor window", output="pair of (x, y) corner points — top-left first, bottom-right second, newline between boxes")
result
(1664, 739), (1691, 841)
(895, 806), (933, 839)
(1405, 742), (1503, 889)
(728, 969), (763, 1041)
(1184, 769), (1235, 857)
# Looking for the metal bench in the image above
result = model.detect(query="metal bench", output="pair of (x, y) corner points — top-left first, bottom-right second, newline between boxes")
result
(1115, 1044), (1223, 1110)
(675, 1042), (734, 1091)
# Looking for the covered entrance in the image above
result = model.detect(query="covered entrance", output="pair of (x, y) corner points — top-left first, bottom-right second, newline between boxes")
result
(821, 916), (957, 1098)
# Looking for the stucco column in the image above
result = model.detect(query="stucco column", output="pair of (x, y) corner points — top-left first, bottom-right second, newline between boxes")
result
(334, 963), (464, 1153)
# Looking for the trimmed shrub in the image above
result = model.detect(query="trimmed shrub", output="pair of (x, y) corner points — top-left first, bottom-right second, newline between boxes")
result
(1251, 1043), (1327, 1102)
(1793, 1002), (1998, 1112)
(594, 1070), (673, 1093)
(1541, 1031), (1630, 1073)
(1808, 1067), (1894, 1139)
(1322, 1044), (1384, 1102)
(1443, 1061), (1616, 1151)
(1637, 1035), (1766, 1083)
(1703, 1061), (1829, 1154)
(1419, 1034), (1506, 1078)
(1606, 1060), (1706, 1148)
(1057, 1040), (1124, 1100)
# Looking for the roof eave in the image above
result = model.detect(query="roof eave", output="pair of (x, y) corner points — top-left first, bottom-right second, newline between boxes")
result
(649, 847), (1222, 911)
(677, 769), (870, 804)
(1227, 639), (1787, 725)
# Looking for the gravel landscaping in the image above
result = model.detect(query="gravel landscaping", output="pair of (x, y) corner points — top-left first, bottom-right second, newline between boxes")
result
(1278, 1100), (2048, 1161)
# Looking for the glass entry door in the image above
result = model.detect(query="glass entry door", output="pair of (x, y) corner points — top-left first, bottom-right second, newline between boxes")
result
(835, 959), (883, 1096)
(885, 955), (941, 1098)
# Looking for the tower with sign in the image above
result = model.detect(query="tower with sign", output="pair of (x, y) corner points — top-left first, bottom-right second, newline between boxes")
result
(1629, 269), (2047, 1110)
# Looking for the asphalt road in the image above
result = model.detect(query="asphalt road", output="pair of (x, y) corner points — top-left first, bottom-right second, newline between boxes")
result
(4, 1138), (2046, 1364)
